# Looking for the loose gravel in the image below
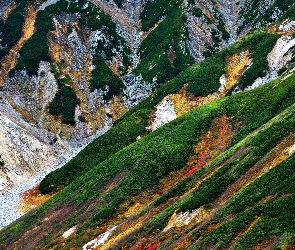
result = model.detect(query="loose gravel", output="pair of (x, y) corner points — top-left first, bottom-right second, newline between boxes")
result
(0, 146), (83, 230)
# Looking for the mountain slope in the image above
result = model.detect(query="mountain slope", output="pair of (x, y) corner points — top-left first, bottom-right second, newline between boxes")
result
(2, 18), (295, 247)
(0, 0), (294, 195)
(1, 0), (295, 248)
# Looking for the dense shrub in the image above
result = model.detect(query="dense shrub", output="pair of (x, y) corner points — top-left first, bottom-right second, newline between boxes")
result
(39, 109), (150, 193)
(14, 3), (55, 75)
(134, 9), (194, 84)
(90, 56), (125, 101)
(49, 83), (79, 125)
(140, 0), (183, 32)
(0, 0), (26, 60)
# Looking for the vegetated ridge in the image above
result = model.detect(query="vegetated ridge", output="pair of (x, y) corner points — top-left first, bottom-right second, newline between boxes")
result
(1, 0), (295, 249)
(0, 0), (293, 195)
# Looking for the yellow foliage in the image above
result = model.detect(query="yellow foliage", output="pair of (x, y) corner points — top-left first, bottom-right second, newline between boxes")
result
(109, 95), (128, 122)
(188, 115), (234, 167)
(225, 50), (252, 89)
(7, 97), (36, 123)
(168, 51), (252, 118)
(3, 3), (17, 22)
(95, 221), (143, 250)
(18, 185), (53, 213)
(0, 6), (38, 85)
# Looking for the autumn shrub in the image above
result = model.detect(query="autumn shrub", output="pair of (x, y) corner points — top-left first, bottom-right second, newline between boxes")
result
(49, 83), (79, 125)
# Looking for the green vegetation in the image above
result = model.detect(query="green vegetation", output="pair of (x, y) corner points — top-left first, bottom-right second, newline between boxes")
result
(193, 144), (295, 249)
(140, 0), (183, 32)
(48, 82), (79, 125)
(134, 9), (194, 85)
(39, 109), (150, 193)
(143, 76), (295, 249)
(90, 56), (125, 101)
(2, 8), (295, 247)
(14, 2), (57, 75)
(4, 63), (295, 249)
(213, 9), (230, 41)
(192, 8), (203, 18)
(186, 55), (225, 96)
(278, 3), (295, 21)
(113, 0), (124, 8)
(0, 0), (26, 60)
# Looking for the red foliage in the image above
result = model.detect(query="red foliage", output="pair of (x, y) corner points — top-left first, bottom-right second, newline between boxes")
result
(185, 168), (197, 177)
(20, 184), (40, 199)
(136, 245), (143, 250)
(147, 243), (160, 250)
(197, 161), (206, 168)
(150, 109), (156, 122)
(185, 161), (207, 177)
(157, 190), (164, 195)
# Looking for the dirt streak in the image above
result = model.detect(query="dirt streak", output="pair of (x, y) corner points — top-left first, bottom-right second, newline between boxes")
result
(0, 6), (38, 85)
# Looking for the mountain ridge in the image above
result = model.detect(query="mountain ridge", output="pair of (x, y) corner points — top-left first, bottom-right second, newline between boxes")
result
(1, 0), (295, 249)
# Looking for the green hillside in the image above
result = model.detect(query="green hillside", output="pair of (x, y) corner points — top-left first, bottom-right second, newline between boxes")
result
(1, 0), (295, 249)
(2, 25), (295, 248)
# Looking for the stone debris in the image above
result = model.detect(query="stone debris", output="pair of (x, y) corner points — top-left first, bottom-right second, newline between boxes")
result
(0, 99), (57, 195)
(279, 19), (295, 32)
(0, 145), (85, 229)
(39, 0), (60, 11)
(0, 0), (12, 20)
(123, 72), (154, 108)
(163, 207), (206, 232)
(186, 0), (242, 62)
(246, 35), (295, 90)
(82, 225), (118, 250)
(63, 226), (77, 239)
(148, 96), (177, 131)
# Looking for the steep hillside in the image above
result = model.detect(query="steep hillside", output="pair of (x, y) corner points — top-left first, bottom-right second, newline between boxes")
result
(1, 0), (295, 248)
(2, 6), (295, 246)
(0, 0), (293, 196)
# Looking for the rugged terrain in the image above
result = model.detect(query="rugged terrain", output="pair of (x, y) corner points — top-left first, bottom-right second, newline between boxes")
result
(1, 0), (295, 249)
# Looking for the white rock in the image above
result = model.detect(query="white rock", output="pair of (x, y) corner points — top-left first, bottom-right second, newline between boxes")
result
(82, 225), (118, 250)
(63, 226), (77, 239)
(163, 207), (205, 232)
(279, 19), (295, 32)
(246, 35), (295, 90)
(148, 96), (177, 131)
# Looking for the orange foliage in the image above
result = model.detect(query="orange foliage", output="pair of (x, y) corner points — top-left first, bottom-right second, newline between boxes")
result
(147, 243), (160, 250)
(187, 115), (234, 170)
(18, 184), (53, 213)
(0, 6), (38, 85)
